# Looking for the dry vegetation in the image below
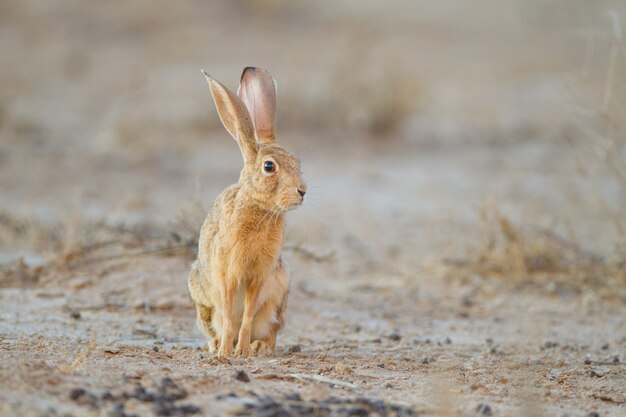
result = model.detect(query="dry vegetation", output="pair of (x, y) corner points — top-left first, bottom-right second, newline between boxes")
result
(443, 10), (626, 303)
(445, 202), (626, 301)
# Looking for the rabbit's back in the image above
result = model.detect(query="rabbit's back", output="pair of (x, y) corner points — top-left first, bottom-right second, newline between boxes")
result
(198, 183), (240, 261)
(188, 184), (240, 307)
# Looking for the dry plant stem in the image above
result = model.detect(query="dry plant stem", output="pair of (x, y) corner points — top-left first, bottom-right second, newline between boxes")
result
(62, 340), (96, 374)
(602, 11), (621, 113)
(66, 244), (190, 270)
(283, 244), (335, 262)
(288, 373), (358, 389)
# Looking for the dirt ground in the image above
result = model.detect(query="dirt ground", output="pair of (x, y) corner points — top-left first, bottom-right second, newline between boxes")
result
(1, 1), (625, 417)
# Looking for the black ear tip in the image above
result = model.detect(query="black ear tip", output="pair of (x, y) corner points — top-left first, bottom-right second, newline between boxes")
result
(241, 67), (257, 80)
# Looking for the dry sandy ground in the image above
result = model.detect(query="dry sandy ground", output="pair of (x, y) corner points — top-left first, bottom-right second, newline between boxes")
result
(0, 242), (625, 417)
(1, 141), (625, 417)
(1, 1), (626, 416)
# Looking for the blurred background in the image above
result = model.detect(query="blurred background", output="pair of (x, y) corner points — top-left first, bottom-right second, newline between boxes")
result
(1, 0), (625, 292)
(1, 2), (626, 416)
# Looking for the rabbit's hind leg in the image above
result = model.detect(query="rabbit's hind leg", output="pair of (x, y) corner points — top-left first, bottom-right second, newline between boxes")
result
(196, 304), (220, 352)
(250, 290), (288, 356)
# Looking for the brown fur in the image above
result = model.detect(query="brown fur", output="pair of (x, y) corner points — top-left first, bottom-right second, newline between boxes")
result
(188, 67), (306, 357)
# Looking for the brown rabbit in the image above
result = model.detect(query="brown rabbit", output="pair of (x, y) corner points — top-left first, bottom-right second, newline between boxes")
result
(188, 67), (306, 357)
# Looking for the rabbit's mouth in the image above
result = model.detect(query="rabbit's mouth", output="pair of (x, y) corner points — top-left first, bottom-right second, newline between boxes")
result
(283, 200), (303, 211)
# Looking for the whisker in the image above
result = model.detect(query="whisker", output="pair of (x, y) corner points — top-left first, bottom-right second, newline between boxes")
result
(251, 204), (277, 234)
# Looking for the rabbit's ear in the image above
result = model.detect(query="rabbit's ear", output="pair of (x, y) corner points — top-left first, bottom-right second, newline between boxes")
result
(202, 70), (258, 165)
(237, 67), (277, 144)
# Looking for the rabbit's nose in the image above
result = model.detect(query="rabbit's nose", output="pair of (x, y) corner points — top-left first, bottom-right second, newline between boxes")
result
(297, 188), (306, 198)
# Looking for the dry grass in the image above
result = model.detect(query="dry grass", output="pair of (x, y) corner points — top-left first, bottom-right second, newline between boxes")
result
(564, 11), (626, 235)
(325, 45), (420, 136)
(445, 202), (626, 302)
(444, 12), (626, 303)
(0, 210), (196, 289)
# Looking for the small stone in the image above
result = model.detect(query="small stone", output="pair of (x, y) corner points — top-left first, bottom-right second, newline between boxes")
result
(178, 404), (201, 414)
(601, 343), (609, 350)
(69, 388), (86, 401)
(101, 392), (114, 402)
(548, 368), (562, 380)
(108, 403), (125, 417)
(462, 296), (474, 307)
(589, 367), (610, 378)
(476, 403), (493, 416)
(70, 311), (81, 320)
(284, 393), (302, 401)
(384, 382), (393, 388)
(234, 370), (250, 382)
(388, 332), (402, 341)
(287, 344), (301, 353)
(152, 346), (159, 352)
(445, 337), (452, 344)
(584, 357), (592, 365)
(421, 357), (430, 365)
(588, 412), (600, 417)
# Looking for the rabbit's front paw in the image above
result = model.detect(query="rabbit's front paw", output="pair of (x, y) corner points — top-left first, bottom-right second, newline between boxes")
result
(235, 342), (250, 357)
(217, 341), (233, 357)
(250, 340), (273, 356)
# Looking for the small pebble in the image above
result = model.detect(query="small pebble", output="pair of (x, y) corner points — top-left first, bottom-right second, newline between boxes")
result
(584, 357), (592, 365)
(70, 311), (81, 320)
(284, 393), (302, 401)
(548, 368), (562, 380)
(234, 370), (250, 383)
(476, 403), (493, 416)
(388, 333), (401, 341)
(101, 392), (114, 402)
(108, 403), (128, 417)
(588, 412), (599, 417)
(287, 344), (301, 353)
(421, 357), (430, 365)
(601, 343), (609, 350)
(69, 388), (86, 401)
(445, 337), (452, 344)
(589, 367), (610, 378)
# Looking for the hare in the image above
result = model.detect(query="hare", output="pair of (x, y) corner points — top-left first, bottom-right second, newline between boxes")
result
(188, 67), (306, 357)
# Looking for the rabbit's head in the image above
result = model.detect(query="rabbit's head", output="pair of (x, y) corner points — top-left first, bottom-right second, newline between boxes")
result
(203, 67), (306, 212)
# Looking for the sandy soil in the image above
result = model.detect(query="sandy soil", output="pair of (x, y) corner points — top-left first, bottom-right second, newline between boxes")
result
(1, 1), (625, 416)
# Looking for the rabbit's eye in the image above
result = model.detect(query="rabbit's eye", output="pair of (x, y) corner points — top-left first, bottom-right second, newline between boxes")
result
(263, 160), (276, 173)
